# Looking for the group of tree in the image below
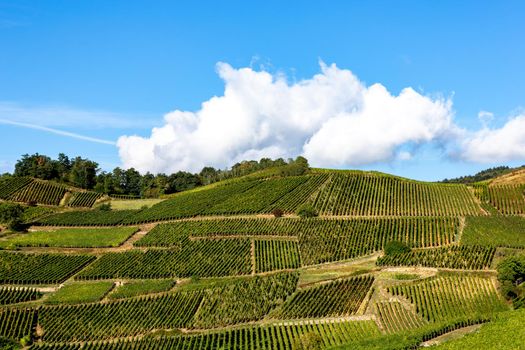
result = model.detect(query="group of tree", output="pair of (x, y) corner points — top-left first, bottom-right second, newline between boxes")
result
(497, 253), (525, 308)
(441, 165), (522, 184)
(4, 153), (310, 198)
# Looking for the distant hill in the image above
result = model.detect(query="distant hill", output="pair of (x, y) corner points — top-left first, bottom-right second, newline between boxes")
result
(490, 167), (525, 186)
(440, 166), (520, 184)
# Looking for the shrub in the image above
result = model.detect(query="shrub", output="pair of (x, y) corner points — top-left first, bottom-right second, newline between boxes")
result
(97, 203), (112, 211)
(272, 208), (284, 218)
(297, 204), (318, 218)
(497, 254), (525, 300)
(384, 241), (411, 256)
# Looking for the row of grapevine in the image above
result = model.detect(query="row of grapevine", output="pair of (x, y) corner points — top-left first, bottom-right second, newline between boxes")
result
(254, 239), (300, 273)
(312, 173), (481, 216)
(388, 276), (507, 322)
(30, 319), (381, 349)
(35, 209), (140, 226)
(298, 217), (459, 265)
(0, 308), (37, 341)
(0, 287), (42, 305)
(376, 246), (496, 270)
(193, 272), (299, 328)
(135, 217), (459, 267)
(0, 252), (95, 284)
(0, 176), (33, 199)
(66, 191), (102, 208)
(76, 239), (252, 279)
(375, 301), (427, 333)
(10, 180), (66, 206)
(276, 275), (374, 319)
(39, 292), (204, 342)
(266, 174), (330, 212)
(487, 185), (525, 215)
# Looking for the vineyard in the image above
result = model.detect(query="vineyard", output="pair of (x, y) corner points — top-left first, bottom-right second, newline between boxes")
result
(66, 191), (102, 208)
(0, 287), (42, 305)
(376, 246), (496, 270)
(312, 173), (481, 216)
(76, 239), (252, 279)
(254, 239), (300, 272)
(276, 275), (374, 319)
(108, 279), (175, 300)
(35, 209), (140, 226)
(462, 215), (525, 248)
(472, 183), (525, 215)
(375, 301), (427, 333)
(388, 276), (507, 322)
(9, 180), (66, 206)
(38, 292), (204, 341)
(0, 177), (33, 200)
(0, 308), (37, 341)
(29, 319), (381, 349)
(0, 252), (95, 284)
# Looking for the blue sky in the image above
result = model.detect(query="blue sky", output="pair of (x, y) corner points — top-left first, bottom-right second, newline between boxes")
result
(1, 1), (524, 180)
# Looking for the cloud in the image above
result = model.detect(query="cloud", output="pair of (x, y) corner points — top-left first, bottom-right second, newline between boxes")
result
(459, 113), (525, 163)
(0, 101), (152, 129)
(117, 62), (456, 174)
(0, 119), (116, 145)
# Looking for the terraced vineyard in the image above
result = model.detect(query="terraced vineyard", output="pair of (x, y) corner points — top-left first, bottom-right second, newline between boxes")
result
(375, 301), (427, 333)
(376, 246), (496, 270)
(29, 319), (381, 349)
(0, 252), (95, 284)
(276, 275), (374, 319)
(0, 177), (33, 200)
(462, 215), (525, 248)
(66, 191), (102, 207)
(388, 276), (507, 322)
(254, 239), (300, 272)
(77, 239), (252, 279)
(0, 287), (42, 305)
(38, 292), (204, 341)
(472, 183), (525, 215)
(0, 308), (37, 341)
(312, 173), (481, 216)
(36, 209), (140, 226)
(9, 180), (66, 206)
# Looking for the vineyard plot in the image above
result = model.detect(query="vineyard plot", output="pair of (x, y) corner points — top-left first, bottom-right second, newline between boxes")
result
(0, 177), (33, 200)
(38, 292), (204, 342)
(0, 252), (95, 284)
(0, 308), (37, 341)
(29, 319), (381, 350)
(0, 287), (42, 305)
(66, 191), (102, 208)
(9, 180), (66, 206)
(388, 276), (508, 322)
(77, 239), (252, 279)
(375, 301), (427, 333)
(193, 272), (299, 328)
(254, 239), (301, 272)
(462, 215), (525, 248)
(472, 184), (525, 215)
(376, 246), (496, 270)
(276, 275), (374, 319)
(312, 173), (481, 216)
(36, 209), (140, 226)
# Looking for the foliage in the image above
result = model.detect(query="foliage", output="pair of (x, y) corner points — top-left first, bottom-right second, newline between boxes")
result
(297, 203), (318, 218)
(384, 240), (411, 256)
(441, 165), (512, 184)
(96, 202), (111, 211)
(293, 331), (323, 350)
(0, 203), (25, 231)
(271, 208), (284, 217)
(0, 227), (138, 249)
(276, 275), (374, 319)
(377, 246), (496, 270)
(0, 252), (95, 284)
(497, 254), (525, 301)
(462, 215), (525, 248)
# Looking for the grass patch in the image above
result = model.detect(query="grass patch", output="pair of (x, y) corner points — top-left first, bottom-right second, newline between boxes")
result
(45, 281), (114, 304)
(462, 215), (525, 248)
(108, 279), (175, 299)
(109, 199), (164, 210)
(0, 227), (138, 249)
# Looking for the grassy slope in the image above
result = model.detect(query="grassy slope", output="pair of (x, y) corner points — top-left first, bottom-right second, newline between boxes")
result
(45, 281), (114, 304)
(108, 279), (175, 299)
(0, 227), (138, 248)
(462, 215), (525, 248)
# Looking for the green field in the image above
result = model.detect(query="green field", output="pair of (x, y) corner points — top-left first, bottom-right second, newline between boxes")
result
(108, 279), (175, 299)
(462, 215), (525, 248)
(44, 281), (114, 304)
(0, 227), (138, 249)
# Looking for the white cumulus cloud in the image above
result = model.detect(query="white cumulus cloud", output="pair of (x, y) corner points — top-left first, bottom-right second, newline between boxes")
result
(459, 113), (525, 163)
(117, 62), (456, 174)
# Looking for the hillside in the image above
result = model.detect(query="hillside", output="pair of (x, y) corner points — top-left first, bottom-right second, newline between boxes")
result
(0, 168), (523, 349)
(490, 167), (525, 186)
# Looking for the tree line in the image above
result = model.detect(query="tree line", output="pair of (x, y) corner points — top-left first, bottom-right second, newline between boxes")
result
(1, 153), (309, 198)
